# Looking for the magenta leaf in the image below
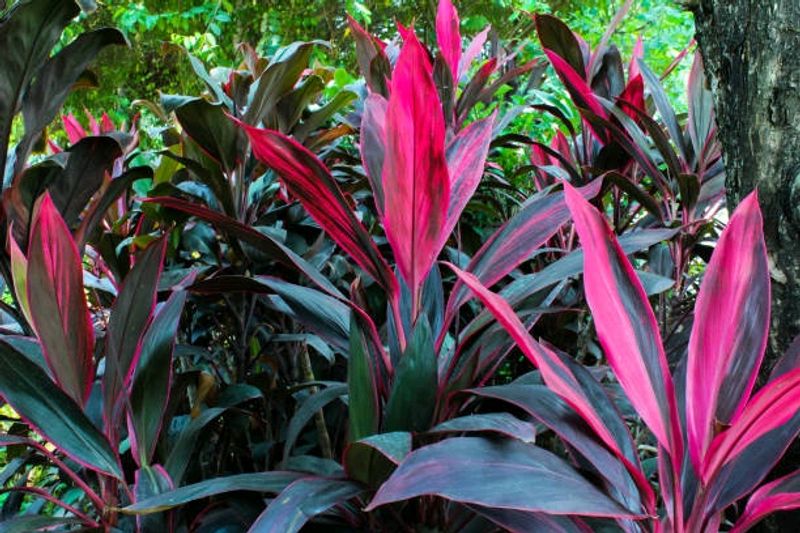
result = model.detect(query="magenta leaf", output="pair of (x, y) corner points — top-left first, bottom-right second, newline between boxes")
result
(732, 470), (800, 532)
(686, 191), (769, 472)
(382, 29), (450, 308)
(236, 120), (398, 297)
(563, 183), (682, 458)
(435, 0), (461, 83)
(26, 193), (94, 406)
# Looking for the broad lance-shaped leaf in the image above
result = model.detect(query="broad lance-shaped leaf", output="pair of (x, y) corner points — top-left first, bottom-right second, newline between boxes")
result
(359, 93), (387, 215)
(447, 179), (603, 317)
(441, 113), (493, 245)
(15, 27), (126, 171)
(447, 265), (641, 471)
(236, 120), (398, 297)
(436, 0), (461, 83)
(104, 237), (167, 435)
(702, 368), (800, 483)
(129, 287), (190, 466)
(9, 232), (32, 326)
(686, 191), (769, 472)
(366, 437), (641, 518)
(382, 29), (450, 306)
(0, 340), (122, 479)
(248, 477), (364, 533)
(731, 470), (800, 532)
(0, 0), (80, 182)
(26, 193), (94, 406)
(563, 183), (682, 458)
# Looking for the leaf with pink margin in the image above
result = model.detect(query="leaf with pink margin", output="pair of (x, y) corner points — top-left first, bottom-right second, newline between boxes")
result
(436, 0), (461, 83)
(731, 470), (800, 532)
(382, 29), (450, 305)
(103, 237), (168, 438)
(236, 120), (398, 297)
(441, 113), (494, 245)
(359, 92), (387, 214)
(702, 368), (800, 484)
(458, 26), (489, 81)
(563, 182), (682, 458)
(26, 193), (94, 406)
(686, 191), (769, 473)
(62, 113), (86, 144)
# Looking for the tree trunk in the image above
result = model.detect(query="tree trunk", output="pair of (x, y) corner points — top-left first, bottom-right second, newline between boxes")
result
(692, 2), (800, 530)
(691, 0), (800, 362)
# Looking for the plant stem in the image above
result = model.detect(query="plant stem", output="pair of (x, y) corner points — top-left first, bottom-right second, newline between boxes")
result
(299, 342), (333, 460)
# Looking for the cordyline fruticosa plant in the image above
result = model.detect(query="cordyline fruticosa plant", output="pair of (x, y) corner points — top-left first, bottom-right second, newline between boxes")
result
(411, 187), (800, 532)
(116, 2), (687, 531)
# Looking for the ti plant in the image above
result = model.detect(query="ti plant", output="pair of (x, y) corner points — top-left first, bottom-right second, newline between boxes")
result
(441, 187), (800, 532)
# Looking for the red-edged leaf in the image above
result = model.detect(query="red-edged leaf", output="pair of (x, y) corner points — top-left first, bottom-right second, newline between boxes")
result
(732, 470), (800, 532)
(236, 120), (397, 296)
(446, 264), (631, 463)
(628, 35), (643, 79)
(458, 26), (489, 80)
(359, 92), (387, 214)
(366, 437), (642, 518)
(534, 14), (586, 77)
(436, 0), (461, 83)
(618, 74), (645, 122)
(446, 180), (602, 317)
(686, 191), (769, 472)
(702, 368), (800, 484)
(26, 193), (94, 406)
(543, 50), (608, 143)
(103, 237), (167, 437)
(382, 30), (450, 306)
(441, 113), (493, 243)
(347, 15), (389, 94)
(563, 183), (681, 458)
(687, 52), (714, 163)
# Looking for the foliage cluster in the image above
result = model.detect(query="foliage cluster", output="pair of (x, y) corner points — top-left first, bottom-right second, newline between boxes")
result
(0, 0), (798, 532)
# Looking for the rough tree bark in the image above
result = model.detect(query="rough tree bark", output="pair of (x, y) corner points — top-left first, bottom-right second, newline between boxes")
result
(691, 2), (800, 530)
(691, 0), (800, 362)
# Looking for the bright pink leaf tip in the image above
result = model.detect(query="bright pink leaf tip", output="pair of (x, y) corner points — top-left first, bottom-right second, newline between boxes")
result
(563, 181), (682, 458)
(686, 190), (770, 474)
(382, 28), (450, 303)
(436, 0), (462, 83)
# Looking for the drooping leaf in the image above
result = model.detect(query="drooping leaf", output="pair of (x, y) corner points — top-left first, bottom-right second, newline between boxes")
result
(366, 437), (640, 518)
(236, 120), (397, 295)
(0, 0), (80, 182)
(686, 191), (769, 472)
(48, 135), (123, 228)
(534, 14), (586, 77)
(123, 472), (302, 514)
(381, 29), (450, 304)
(344, 432), (411, 487)
(103, 237), (167, 433)
(129, 288), (189, 466)
(0, 339), (121, 479)
(283, 383), (347, 460)
(26, 193), (94, 405)
(564, 182), (681, 457)
(248, 477), (363, 533)
(15, 27), (126, 169)
(428, 412), (537, 443)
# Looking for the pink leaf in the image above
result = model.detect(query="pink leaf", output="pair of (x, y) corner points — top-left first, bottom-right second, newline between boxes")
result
(563, 182), (681, 458)
(237, 120), (398, 297)
(62, 113), (86, 144)
(702, 368), (800, 484)
(732, 470), (800, 532)
(436, 0), (461, 83)
(359, 92), (388, 215)
(459, 26), (490, 81)
(629, 35), (644, 80)
(686, 191), (769, 473)
(26, 193), (94, 406)
(382, 29), (450, 306)
(441, 113), (494, 244)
